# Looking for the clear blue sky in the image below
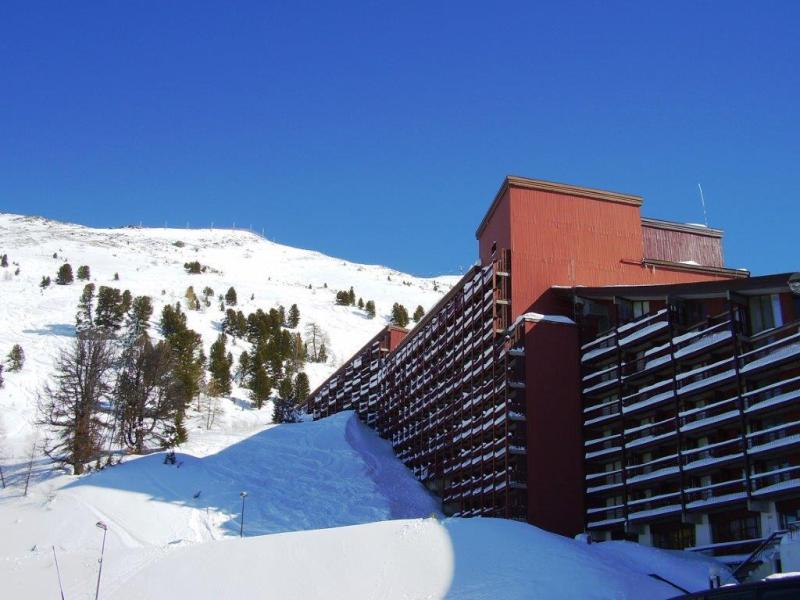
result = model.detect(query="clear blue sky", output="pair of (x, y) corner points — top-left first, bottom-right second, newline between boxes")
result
(1, 1), (797, 277)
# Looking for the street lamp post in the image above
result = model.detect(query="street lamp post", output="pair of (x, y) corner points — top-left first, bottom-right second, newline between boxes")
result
(239, 491), (248, 538)
(95, 521), (108, 600)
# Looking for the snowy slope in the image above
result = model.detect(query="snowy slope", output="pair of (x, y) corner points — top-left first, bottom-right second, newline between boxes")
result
(0, 412), (727, 600)
(0, 212), (457, 460)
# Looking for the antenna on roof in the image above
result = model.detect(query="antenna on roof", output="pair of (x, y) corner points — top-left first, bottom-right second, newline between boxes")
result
(697, 183), (709, 227)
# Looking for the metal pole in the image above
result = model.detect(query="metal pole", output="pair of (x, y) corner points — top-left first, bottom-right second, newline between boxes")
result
(239, 491), (248, 538)
(95, 522), (107, 600)
(52, 546), (66, 600)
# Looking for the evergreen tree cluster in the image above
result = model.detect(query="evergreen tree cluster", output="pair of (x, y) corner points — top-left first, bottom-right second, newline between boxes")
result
(227, 306), (309, 415)
(391, 303), (410, 328)
(334, 287), (376, 319)
(1, 253), (8, 267)
(183, 261), (207, 274)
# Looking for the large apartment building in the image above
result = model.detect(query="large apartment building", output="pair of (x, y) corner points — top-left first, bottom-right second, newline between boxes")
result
(304, 176), (799, 565)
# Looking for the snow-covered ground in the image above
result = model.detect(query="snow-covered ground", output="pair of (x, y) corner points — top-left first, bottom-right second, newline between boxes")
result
(0, 213), (731, 599)
(1, 411), (728, 600)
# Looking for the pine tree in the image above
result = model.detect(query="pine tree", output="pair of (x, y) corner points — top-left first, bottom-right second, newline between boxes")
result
(236, 350), (251, 384)
(77, 265), (90, 280)
(365, 300), (376, 319)
(115, 337), (179, 453)
(225, 287), (238, 306)
(347, 287), (356, 306)
(294, 372), (310, 403)
(0, 363), (3, 388)
(278, 305), (287, 327)
(413, 305), (425, 323)
(272, 377), (299, 423)
(6, 344), (25, 371)
(358, 298), (364, 310)
(39, 332), (116, 474)
(56, 263), (74, 285)
(1, 254), (8, 267)
(160, 303), (187, 337)
(391, 303), (410, 327)
(76, 283), (96, 334)
(318, 342), (328, 363)
(95, 286), (125, 331)
(288, 304), (300, 328)
(113, 272), (119, 281)
(121, 289), (132, 314)
(208, 333), (232, 396)
(335, 290), (349, 305)
(248, 364), (271, 409)
(40, 276), (52, 290)
(128, 296), (153, 339)
(166, 327), (205, 444)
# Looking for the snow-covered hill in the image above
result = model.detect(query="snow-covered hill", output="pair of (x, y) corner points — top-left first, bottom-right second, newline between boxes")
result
(0, 212), (457, 458)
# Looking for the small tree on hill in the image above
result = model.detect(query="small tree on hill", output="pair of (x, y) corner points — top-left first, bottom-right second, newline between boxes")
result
(391, 303), (410, 328)
(236, 350), (251, 384)
(365, 300), (376, 319)
(249, 364), (271, 410)
(40, 276), (51, 290)
(294, 372), (310, 404)
(208, 334), (232, 397)
(225, 287), (237, 306)
(56, 263), (73, 285)
(160, 303), (187, 337)
(317, 342), (328, 363)
(95, 286), (125, 331)
(0, 254), (7, 268)
(7, 344), (25, 371)
(272, 377), (300, 423)
(288, 304), (300, 328)
(347, 287), (356, 306)
(413, 305), (425, 323)
(76, 283), (96, 334)
(77, 265), (90, 280)
(183, 261), (203, 274)
(128, 295), (153, 340)
(358, 298), (364, 310)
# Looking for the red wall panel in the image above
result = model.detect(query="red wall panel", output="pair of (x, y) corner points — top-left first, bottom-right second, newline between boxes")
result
(523, 319), (583, 536)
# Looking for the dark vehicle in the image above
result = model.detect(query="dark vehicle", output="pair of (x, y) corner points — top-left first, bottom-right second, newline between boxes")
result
(669, 576), (800, 599)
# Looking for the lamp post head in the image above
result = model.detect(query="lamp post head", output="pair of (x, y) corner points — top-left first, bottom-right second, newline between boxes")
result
(96, 521), (108, 531)
(240, 491), (248, 498)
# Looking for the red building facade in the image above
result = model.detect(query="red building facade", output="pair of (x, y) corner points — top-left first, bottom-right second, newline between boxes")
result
(305, 176), (779, 539)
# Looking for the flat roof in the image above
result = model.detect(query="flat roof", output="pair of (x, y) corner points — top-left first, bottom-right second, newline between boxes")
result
(640, 217), (723, 238)
(475, 175), (644, 239)
(556, 272), (797, 302)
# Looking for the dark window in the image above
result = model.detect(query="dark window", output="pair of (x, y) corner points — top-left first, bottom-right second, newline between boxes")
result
(651, 522), (696, 550)
(749, 295), (776, 334)
(712, 514), (761, 543)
